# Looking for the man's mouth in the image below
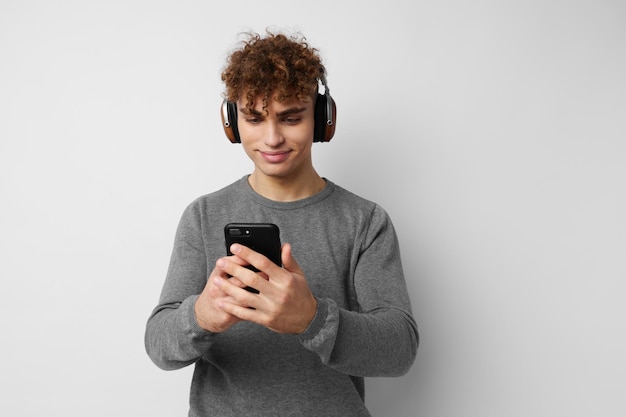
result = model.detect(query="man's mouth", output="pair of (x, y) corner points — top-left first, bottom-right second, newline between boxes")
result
(259, 151), (291, 163)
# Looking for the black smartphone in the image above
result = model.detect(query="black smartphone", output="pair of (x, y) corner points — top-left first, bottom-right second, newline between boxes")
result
(224, 223), (282, 292)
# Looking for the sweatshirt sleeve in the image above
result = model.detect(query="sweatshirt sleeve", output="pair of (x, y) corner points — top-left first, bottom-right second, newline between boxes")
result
(144, 201), (217, 370)
(298, 206), (419, 377)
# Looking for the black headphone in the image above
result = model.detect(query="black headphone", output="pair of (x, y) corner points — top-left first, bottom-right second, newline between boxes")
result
(220, 76), (337, 143)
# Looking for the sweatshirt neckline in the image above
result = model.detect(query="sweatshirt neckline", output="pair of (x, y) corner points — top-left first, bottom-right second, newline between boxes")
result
(239, 175), (335, 210)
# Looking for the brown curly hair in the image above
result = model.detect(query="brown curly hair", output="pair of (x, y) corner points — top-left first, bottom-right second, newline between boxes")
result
(221, 31), (325, 113)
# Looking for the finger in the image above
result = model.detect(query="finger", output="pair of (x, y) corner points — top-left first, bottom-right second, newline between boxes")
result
(214, 275), (259, 307)
(281, 243), (304, 275)
(230, 243), (281, 275)
(207, 273), (244, 303)
(224, 261), (269, 295)
(225, 253), (252, 267)
(227, 275), (247, 288)
(218, 298), (267, 323)
(216, 257), (260, 289)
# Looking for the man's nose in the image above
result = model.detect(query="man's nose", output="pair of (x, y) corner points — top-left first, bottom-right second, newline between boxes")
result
(264, 120), (285, 146)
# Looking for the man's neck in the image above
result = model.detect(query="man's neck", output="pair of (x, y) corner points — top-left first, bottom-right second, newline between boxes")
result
(248, 171), (326, 202)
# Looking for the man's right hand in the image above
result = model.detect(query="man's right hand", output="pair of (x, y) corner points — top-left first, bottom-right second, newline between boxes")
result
(194, 257), (249, 333)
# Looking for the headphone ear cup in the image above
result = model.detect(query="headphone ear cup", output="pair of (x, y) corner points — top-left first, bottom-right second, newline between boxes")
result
(314, 93), (337, 142)
(221, 100), (241, 143)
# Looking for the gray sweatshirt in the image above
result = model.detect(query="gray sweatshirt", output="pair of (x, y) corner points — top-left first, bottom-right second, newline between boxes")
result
(145, 176), (418, 416)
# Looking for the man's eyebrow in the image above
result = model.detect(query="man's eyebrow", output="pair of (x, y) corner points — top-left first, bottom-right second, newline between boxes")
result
(240, 108), (263, 116)
(276, 107), (307, 117)
(240, 106), (307, 117)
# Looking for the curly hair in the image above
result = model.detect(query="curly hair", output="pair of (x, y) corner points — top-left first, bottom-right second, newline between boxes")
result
(221, 31), (325, 113)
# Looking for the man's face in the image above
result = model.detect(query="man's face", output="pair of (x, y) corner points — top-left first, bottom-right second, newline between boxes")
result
(236, 93), (316, 181)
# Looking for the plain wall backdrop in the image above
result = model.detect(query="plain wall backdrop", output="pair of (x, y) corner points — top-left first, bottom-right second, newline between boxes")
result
(1, 0), (624, 416)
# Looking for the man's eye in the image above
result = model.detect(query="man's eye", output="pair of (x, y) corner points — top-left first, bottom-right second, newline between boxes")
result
(245, 118), (262, 124)
(283, 118), (301, 125)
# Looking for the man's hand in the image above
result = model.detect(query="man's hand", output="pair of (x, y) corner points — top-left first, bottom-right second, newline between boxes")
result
(193, 256), (249, 333)
(212, 243), (318, 334)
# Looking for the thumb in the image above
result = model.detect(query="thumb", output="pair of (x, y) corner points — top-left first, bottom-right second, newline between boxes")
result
(281, 243), (303, 275)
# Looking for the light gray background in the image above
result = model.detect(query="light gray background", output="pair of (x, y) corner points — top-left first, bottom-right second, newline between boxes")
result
(1, 1), (624, 416)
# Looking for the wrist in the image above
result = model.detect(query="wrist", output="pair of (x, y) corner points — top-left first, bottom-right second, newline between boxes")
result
(194, 297), (220, 333)
(298, 295), (318, 334)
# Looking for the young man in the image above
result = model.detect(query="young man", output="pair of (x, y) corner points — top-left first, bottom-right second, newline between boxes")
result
(145, 31), (418, 416)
